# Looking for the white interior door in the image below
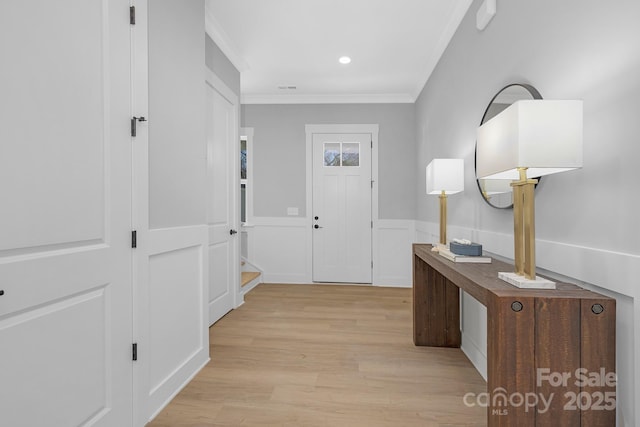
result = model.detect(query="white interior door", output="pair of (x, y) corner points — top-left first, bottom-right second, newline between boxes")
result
(0, 1), (133, 426)
(312, 133), (372, 283)
(206, 72), (239, 325)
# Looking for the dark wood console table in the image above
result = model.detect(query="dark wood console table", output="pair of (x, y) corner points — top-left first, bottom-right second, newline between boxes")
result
(412, 244), (615, 427)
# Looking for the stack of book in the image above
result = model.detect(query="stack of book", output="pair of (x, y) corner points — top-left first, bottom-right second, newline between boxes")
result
(438, 241), (491, 263)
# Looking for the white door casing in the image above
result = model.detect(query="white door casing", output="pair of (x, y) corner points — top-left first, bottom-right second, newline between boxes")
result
(206, 70), (240, 325)
(131, 1), (149, 423)
(0, 1), (133, 426)
(311, 132), (373, 283)
(240, 127), (254, 227)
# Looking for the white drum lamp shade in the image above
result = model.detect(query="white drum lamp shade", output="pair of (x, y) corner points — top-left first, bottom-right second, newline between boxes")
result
(476, 100), (583, 180)
(426, 158), (464, 195)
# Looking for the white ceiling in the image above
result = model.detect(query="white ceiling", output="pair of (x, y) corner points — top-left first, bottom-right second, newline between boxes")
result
(205, 0), (473, 104)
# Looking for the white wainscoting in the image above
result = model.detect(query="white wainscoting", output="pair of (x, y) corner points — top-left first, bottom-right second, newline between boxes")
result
(375, 219), (415, 287)
(246, 217), (415, 287)
(247, 217), (309, 284)
(460, 291), (488, 381)
(415, 220), (639, 424)
(139, 225), (210, 423)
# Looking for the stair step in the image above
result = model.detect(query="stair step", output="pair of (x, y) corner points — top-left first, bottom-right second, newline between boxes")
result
(241, 271), (261, 287)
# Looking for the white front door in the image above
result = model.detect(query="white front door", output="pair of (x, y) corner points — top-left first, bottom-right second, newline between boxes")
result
(312, 133), (372, 283)
(206, 72), (239, 325)
(0, 0), (133, 426)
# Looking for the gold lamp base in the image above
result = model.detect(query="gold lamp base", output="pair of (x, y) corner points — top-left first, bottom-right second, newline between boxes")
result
(498, 272), (556, 289)
(439, 190), (447, 245)
(496, 168), (557, 289)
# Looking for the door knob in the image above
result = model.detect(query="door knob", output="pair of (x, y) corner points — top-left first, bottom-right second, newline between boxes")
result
(0, 290), (4, 296)
(314, 224), (323, 229)
(314, 216), (319, 220)
(230, 229), (238, 235)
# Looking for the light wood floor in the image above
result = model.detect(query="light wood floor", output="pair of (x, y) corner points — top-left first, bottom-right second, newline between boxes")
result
(148, 284), (487, 426)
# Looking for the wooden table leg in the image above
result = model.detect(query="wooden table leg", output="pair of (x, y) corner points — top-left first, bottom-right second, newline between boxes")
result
(487, 295), (535, 426)
(413, 256), (460, 347)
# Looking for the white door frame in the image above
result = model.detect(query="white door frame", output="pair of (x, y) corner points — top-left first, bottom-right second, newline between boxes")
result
(305, 124), (379, 284)
(131, 1), (148, 423)
(205, 68), (243, 311)
(240, 127), (254, 227)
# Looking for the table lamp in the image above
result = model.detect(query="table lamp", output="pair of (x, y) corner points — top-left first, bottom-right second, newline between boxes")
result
(476, 100), (583, 288)
(426, 158), (464, 245)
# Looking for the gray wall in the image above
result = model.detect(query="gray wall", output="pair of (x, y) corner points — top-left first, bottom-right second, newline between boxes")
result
(417, 0), (640, 255)
(242, 103), (416, 219)
(205, 34), (241, 97)
(149, 0), (206, 228)
(416, 0), (639, 424)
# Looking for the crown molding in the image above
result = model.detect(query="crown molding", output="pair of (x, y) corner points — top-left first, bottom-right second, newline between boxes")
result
(241, 92), (415, 105)
(205, 5), (250, 72)
(412, 0), (473, 99)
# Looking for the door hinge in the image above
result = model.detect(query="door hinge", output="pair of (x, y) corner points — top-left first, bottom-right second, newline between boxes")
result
(371, 260), (374, 268)
(371, 140), (373, 148)
(132, 343), (138, 361)
(130, 6), (136, 25)
(371, 220), (373, 229)
(131, 116), (146, 137)
(131, 230), (137, 248)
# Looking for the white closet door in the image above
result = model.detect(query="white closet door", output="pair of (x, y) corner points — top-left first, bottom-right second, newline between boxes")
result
(206, 74), (239, 325)
(0, 1), (133, 426)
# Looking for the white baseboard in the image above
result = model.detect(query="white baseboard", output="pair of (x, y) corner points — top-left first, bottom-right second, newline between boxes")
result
(262, 273), (309, 284)
(147, 356), (210, 424)
(461, 333), (487, 381)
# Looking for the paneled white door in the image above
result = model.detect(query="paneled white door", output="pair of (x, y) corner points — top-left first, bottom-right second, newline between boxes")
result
(312, 133), (372, 283)
(206, 72), (239, 325)
(0, 0), (133, 426)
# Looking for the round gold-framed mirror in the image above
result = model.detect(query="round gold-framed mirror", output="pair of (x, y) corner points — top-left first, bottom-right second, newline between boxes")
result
(475, 83), (543, 209)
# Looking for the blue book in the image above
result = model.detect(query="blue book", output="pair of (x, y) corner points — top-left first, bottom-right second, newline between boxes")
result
(450, 241), (483, 256)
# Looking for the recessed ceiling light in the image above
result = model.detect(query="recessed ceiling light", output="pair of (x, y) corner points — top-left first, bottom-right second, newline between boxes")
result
(339, 56), (351, 65)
